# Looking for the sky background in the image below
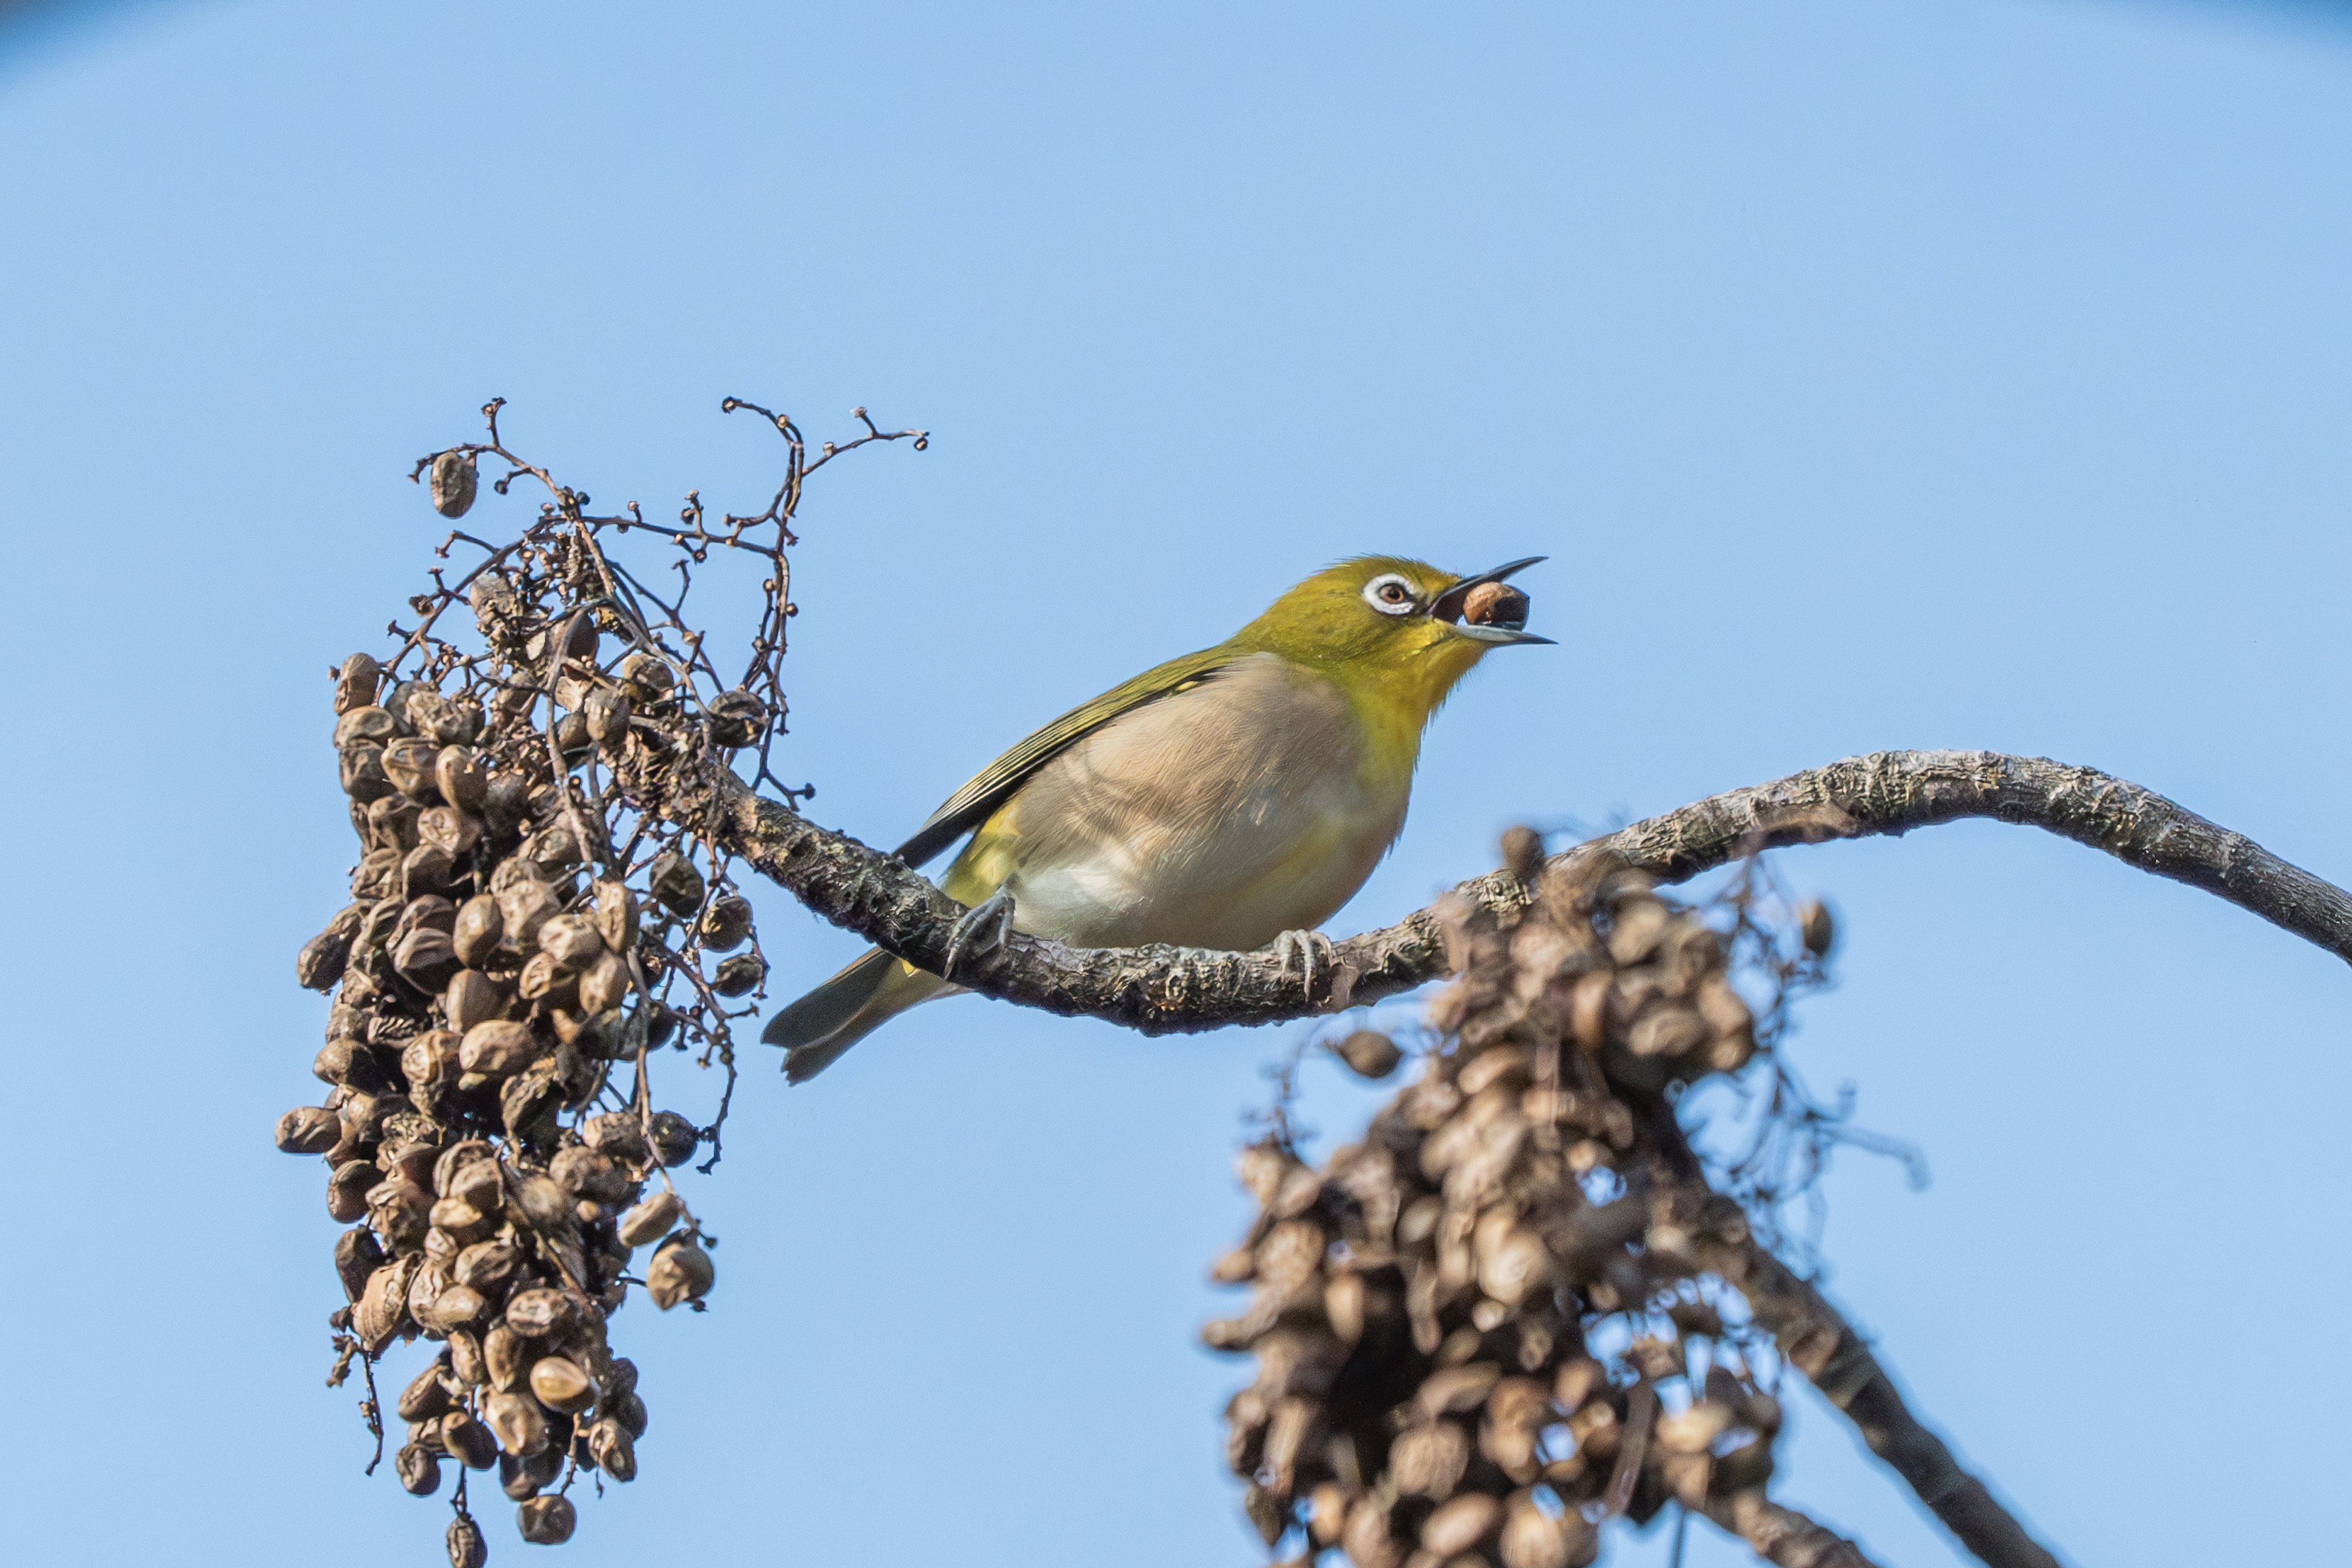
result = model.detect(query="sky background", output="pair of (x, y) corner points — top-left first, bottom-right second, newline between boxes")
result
(4, 2), (2349, 1564)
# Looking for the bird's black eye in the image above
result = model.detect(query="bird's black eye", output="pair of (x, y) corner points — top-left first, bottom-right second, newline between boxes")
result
(1362, 574), (1419, 616)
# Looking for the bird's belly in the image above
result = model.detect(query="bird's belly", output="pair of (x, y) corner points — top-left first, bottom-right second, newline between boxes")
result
(976, 655), (1410, 951)
(1009, 786), (1396, 951)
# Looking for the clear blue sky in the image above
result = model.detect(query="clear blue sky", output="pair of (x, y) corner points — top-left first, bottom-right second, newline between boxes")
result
(4, 2), (2348, 1564)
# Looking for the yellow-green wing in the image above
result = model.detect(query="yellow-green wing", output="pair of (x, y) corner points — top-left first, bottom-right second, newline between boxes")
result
(894, 643), (1241, 866)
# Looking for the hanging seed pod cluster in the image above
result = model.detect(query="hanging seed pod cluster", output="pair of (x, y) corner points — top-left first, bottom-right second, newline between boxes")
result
(1210, 838), (1847, 1567)
(283, 398), (923, 1561)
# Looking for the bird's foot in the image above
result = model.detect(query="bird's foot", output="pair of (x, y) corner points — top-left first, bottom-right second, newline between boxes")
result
(944, 888), (1016, 978)
(1271, 928), (1336, 1005)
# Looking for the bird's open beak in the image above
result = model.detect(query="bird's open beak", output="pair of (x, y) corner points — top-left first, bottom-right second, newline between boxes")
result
(1430, 556), (1554, 645)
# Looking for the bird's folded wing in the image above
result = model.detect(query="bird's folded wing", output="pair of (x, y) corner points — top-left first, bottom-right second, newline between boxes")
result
(893, 644), (1241, 867)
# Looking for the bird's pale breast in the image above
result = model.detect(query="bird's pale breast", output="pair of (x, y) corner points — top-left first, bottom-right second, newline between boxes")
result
(950, 652), (1409, 951)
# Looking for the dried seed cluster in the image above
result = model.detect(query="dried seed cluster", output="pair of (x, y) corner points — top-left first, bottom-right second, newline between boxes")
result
(280, 397), (921, 1560)
(1212, 860), (1836, 1567)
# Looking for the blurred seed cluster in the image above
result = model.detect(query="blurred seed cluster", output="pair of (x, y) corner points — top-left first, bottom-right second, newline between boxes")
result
(1212, 832), (1841, 1567)
(281, 398), (920, 1561)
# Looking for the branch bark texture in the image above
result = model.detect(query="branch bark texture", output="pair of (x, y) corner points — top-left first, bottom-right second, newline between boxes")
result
(1701, 1493), (1886, 1568)
(1725, 1240), (2065, 1568)
(708, 748), (2352, 1034)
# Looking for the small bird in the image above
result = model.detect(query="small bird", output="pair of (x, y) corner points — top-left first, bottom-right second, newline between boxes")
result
(763, 556), (1549, 1081)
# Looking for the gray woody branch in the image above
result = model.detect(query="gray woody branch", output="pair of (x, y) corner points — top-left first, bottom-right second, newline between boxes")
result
(707, 747), (2352, 1033)
(1701, 1493), (1886, 1568)
(1722, 1238), (2064, 1568)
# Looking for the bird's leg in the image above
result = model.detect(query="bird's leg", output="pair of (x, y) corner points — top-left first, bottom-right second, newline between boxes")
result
(1271, 928), (1337, 1005)
(943, 888), (1016, 978)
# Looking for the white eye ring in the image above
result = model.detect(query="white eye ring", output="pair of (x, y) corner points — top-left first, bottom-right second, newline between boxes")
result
(1362, 573), (1419, 617)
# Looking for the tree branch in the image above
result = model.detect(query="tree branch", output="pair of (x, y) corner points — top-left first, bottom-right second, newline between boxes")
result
(1702, 1492), (1885, 1568)
(706, 748), (2352, 1035)
(1720, 1237), (2066, 1568)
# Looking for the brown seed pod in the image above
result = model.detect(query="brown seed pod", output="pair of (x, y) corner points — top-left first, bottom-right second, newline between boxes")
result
(537, 913), (604, 968)
(646, 1235), (714, 1310)
(295, 933), (354, 993)
(584, 685), (632, 744)
(582, 1113), (651, 1166)
(448, 1329), (488, 1388)
(1343, 1498), (1404, 1568)
(368, 1177), (432, 1253)
(397, 1363), (455, 1424)
(424, 1283), (489, 1333)
(578, 951), (630, 1015)
(698, 894), (755, 952)
(498, 1447), (561, 1501)
(341, 744), (393, 804)
(455, 1240), (526, 1304)
(395, 1442), (442, 1496)
(335, 653), (383, 715)
(589, 880), (638, 954)
(617, 1190), (683, 1249)
(417, 805), (483, 859)
(440, 1408), (500, 1471)
(334, 1226), (385, 1302)
(276, 1106), (341, 1155)
(1332, 1030), (1403, 1080)
(450, 895), (503, 967)
(334, 704), (399, 750)
(505, 1287), (578, 1340)
(484, 1390), (551, 1458)
(446, 1512), (487, 1568)
(529, 1355), (597, 1415)
(496, 877), (561, 949)
(646, 850), (704, 916)
(442, 970), (503, 1035)
(647, 1110), (699, 1168)
(616, 651), (675, 701)
(380, 737), (445, 802)
(516, 954), (576, 1012)
(484, 1322), (527, 1392)
(1463, 579), (1529, 628)
(514, 1174), (573, 1231)
(1422, 1494), (1502, 1557)
(1392, 1420), (1471, 1499)
(328, 1160), (378, 1223)
(459, 1020), (538, 1079)
(1499, 1494), (1596, 1568)
(517, 1494), (576, 1546)
(706, 688), (767, 748)
(586, 1415), (637, 1481)
(355, 1255), (421, 1351)
(401, 843), (459, 900)
(1800, 898), (1836, 956)
(551, 1146), (627, 1202)
(366, 794), (424, 853)
(710, 952), (765, 997)
(428, 450), (478, 518)
(404, 690), (469, 745)
(499, 1065), (565, 1145)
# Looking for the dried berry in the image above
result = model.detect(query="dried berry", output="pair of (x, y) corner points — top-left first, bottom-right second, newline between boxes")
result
(446, 1512), (487, 1568)
(706, 688), (767, 748)
(517, 1494), (576, 1545)
(646, 1235), (714, 1310)
(1332, 1030), (1403, 1080)
(698, 893), (754, 952)
(646, 850), (704, 916)
(429, 451), (478, 518)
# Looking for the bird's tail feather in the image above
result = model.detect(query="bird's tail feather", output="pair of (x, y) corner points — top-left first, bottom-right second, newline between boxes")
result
(761, 948), (954, 1083)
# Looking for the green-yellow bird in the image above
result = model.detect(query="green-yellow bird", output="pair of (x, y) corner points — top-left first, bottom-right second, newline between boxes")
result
(762, 555), (1550, 1081)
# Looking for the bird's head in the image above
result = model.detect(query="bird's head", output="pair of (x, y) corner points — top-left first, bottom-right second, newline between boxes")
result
(1235, 555), (1550, 720)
